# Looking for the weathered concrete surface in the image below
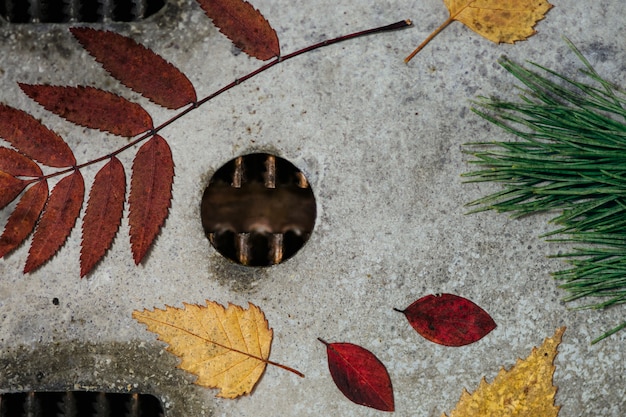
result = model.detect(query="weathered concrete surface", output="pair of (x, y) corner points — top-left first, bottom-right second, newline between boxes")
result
(0, 0), (623, 416)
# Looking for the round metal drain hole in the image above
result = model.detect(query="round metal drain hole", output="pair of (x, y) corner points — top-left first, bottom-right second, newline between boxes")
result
(201, 153), (316, 266)
(0, 0), (166, 23)
(0, 391), (164, 416)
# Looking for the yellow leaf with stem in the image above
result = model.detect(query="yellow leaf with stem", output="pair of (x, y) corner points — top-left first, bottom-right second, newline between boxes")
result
(133, 301), (303, 399)
(442, 326), (565, 417)
(405, 0), (553, 63)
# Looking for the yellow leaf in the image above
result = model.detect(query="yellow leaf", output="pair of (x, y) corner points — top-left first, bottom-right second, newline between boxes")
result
(132, 301), (303, 399)
(441, 326), (565, 417)
(405, 0), (553, 63)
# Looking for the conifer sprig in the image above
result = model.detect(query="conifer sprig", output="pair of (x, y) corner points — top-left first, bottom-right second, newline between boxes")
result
(464, 39), (626, 343)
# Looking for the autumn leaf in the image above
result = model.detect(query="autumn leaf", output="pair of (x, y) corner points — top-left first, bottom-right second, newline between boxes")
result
(71, 28), (197, 110)
(24, 171), (84, 273)
(395, 293), (496, 346)
(442, 326), (565, 417)
(80, 157), (126, 277)
(405, 0), (553, 63)
(19, 84), (153, 137)
(128, 135), (174, 265)
(0, 181), (48, 258)
(0, 171), (27, 210)
(0, 148), (43, 177)
(0, 104), (75, 167)
(132, 301), (303, 398)
(318, 339), (394, 412)
(195, 0), (280, 61)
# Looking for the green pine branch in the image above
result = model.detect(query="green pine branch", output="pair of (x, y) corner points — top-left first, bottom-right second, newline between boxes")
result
(463, 38), (626, 344)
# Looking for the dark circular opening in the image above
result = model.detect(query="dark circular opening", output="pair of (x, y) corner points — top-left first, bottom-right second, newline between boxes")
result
(201, 153), (316, 266)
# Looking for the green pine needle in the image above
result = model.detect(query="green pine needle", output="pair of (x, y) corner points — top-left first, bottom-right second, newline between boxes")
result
(464, 38), (626, 344)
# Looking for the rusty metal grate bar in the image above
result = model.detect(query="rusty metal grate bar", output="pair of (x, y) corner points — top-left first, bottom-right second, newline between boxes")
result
(0, 391), (164, 417)
(0, 0), (166, 23)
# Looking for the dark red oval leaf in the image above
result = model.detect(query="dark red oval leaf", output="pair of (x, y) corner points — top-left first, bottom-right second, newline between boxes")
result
(395, 293), (496, 346)
(129, 135), (173, 264)
(71, 28), (197, 110)
(80, 157), (126, 277)
(19, 84), (153, 137)
(196, 0), (280, 61)
(0, 171), (27, 209)
(0, 104), (75, 167)
(0, 148), (43, 177)
(0, 180), (48, 259)
(318, 338), (394, 412)
(24, 170), (84, 273)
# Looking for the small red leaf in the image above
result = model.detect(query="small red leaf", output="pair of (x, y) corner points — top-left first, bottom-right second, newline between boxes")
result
(19, 84), (153, 137)
(0, 148), (43, 177)
(395, 293), (496, 346)
(0, 180), (48, 258)
(318, 338), (394, 412)
(24, 170), (84, 273)
(0, 171), (27, 209)
(0, 104), (75, 167)
(80, 157), (126, 277)
(196, 0), (280, 61)
(71, 28), (197, 110)
(129, 135), (173, 264)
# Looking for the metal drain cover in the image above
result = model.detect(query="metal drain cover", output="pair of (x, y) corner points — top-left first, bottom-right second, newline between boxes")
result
(201, 153), (316, 266)
(0, 0), (166, 23)
(0, 391), (164, 417)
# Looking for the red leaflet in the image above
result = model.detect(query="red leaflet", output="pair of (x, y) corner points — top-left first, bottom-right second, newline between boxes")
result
(0, 104), (75, 167)
(19, 84), (153, 137)
(196, 0), (280, 61)
(395, 294), (496, 346)
(24, 171), (84, 273)
(0, 171), (27, 209)
(80, 157), (126, 277)
(0, 181), (48, 258)
(318, 338), (394, 412)
(71, 28), (197, 110)
(0, 148), (43, 177)
(129, 135), (174, 264)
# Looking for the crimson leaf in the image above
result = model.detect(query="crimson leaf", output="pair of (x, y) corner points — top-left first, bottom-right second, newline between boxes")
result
(24, 171), (84, 273)
(0, 104), (75, 167)
(318, 338), (394, 412)
(395, 293), (496, 346)
(19, 84), (153, 137)
(129, 135), (174, 264)
(80, 157), (126, 277)
(71, 28), (197, 110)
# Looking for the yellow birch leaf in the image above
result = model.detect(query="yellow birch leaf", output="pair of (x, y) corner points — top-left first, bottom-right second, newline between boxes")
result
(441, 326), (565, 417)
(405, 0), (553, 63)
(132, 301), (303, 399)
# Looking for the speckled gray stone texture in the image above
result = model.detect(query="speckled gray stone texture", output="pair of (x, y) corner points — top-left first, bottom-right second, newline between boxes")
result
(0, 0), (624, 416)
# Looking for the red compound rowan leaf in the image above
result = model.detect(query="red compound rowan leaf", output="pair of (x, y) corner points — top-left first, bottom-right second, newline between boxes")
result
(318, 339), (394, 412)
(196, 0), (280, 61)
(71, 28), (197, 110)
(80, 157), (126, 277)
(19, 84), (153, 137)
(0, 171), (27, 210)
(129, 135), (174, 264)
(24, 170), (84, 273)
(0, 181), (48, 259)
(0, 104), (75, 167)
(0, 148), (43, 177)
(395, 293), (496, 346)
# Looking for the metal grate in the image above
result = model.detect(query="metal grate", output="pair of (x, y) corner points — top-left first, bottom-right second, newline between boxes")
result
(0, 391), (164, 417)
(0, 0), (166, 23)
(201, 153), (316, 266)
